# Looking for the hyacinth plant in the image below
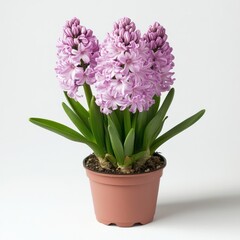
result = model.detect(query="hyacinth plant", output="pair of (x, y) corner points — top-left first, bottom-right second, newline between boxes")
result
(30, 17), (205, 173)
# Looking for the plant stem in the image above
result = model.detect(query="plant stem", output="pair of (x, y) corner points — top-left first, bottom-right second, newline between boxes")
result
(83, 83), (92, 108)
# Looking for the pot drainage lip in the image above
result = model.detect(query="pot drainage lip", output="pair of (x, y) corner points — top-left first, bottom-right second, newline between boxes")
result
(107, 222), (144, 227)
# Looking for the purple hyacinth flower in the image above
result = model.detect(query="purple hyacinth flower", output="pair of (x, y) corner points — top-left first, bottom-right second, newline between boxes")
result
(55, 17), (99, 100)
(143, 22), (175, 95)
(94, 17), (155, 114)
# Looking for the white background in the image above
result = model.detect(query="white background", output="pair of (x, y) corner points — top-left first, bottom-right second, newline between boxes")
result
(1, 0), (240, 239)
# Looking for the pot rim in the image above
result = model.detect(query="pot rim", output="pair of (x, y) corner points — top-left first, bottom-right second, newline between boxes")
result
(83, 152), (167, 176)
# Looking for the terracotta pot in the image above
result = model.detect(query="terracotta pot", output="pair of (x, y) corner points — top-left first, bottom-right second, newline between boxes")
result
(84, 155), (166, 227)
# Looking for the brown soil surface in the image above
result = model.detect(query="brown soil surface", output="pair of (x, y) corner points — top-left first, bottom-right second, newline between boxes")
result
(84, 153), (166, 174)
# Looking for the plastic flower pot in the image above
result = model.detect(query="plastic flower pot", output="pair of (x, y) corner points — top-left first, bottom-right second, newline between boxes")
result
(84, 155), (166, 227)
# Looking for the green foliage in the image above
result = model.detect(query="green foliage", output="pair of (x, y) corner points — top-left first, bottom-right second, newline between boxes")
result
(64, 92), (89, 128)
(89, 97), (106, 152)
(135, 111), (148, 150)
(123, 109), (131, 138)
(29, 88), (205, 170)
(150, 109), (206, 154)
(29, 118), (104, 157)
(124, 128), (135, 156)
(142, 88), (174, 150)
(62, 102), (93, 141)
(108, 116), (125, 166)
(29, 118), (86, 142)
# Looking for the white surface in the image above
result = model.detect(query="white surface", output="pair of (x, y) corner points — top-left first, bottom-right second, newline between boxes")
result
(0, 0), (240, 239)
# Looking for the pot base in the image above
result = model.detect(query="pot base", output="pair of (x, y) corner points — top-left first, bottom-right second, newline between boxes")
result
(97, 217), (154, 227)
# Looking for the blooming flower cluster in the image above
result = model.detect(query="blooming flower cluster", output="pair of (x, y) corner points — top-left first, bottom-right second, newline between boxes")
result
(94, 17), (154, 114)
(55, 17), (174, 113)
(55, 18), (99, 100)
(143, 22), (175, 94)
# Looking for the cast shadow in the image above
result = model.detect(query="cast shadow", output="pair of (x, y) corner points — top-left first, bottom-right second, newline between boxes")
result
(155, 193), (240, 222)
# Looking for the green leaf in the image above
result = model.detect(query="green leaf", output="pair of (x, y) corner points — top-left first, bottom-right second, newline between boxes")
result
(62, 102), (93, 141)
(29, 118), (104, 156)
(115, 109), (124, 128)
(123, 109), (131, 138)
(64, 92), (89, 128)
(83, 83), (92, 108)
(152, 116), (168, 141)
(131, 111), (138, 129)
(105, 154), (117, 167)
(131, 150), (150, 163)
(150, 109), (206, 154)
(29, 118), (87, 142)
(108, 117), (125, 165)
(89, 97), (106, 151)
(147, 95), (160, 122)
(104, 125), (114, 156)
(124, 128), (135, 156)
(109, 111), (123, 141)
(143, 88), (175, 150)
(135, 111), (148, 150)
